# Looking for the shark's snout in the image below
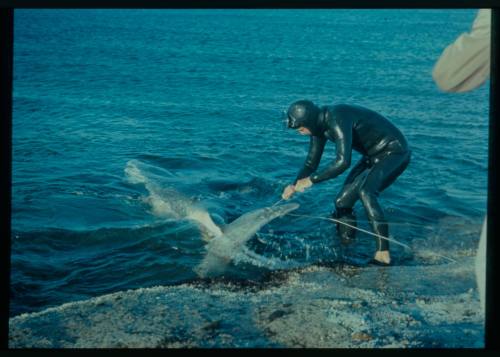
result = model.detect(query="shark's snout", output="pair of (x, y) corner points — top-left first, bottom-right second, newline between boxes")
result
(272, 203), (300, 217)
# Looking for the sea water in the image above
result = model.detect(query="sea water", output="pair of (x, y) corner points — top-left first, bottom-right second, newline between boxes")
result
(11, 9), (488, 318)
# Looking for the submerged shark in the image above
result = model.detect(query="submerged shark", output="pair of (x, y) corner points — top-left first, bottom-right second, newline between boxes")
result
(125, 160), (299, 277)
(125, 159), (223, 239)
(146, 185), (224, 241)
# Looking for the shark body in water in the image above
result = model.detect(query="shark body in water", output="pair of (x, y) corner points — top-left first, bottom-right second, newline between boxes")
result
(125, 160), (223, 239)
(125, 160), (299, 277)
(194, 202), (299, 277)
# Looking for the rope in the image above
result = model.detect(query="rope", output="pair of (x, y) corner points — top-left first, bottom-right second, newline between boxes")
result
(272, 198), (285, 207)
(272, 199), (432, 229)
(285, 212), (457, 263)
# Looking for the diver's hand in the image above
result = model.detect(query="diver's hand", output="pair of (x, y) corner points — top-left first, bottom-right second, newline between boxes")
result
(282, 184), (296, 200)
(295, 177), (313, 192)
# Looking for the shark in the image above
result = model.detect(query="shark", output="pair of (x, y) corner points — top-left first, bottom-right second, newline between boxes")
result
(125, 159), (299, 277)
(125, 159), (223, 239)
(193, 202), (299, 277)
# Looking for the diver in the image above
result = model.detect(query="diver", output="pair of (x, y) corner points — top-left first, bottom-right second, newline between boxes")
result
(281, 100), (411, 265)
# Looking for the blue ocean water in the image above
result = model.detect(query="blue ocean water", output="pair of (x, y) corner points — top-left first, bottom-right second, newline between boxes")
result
(11, 9), (488, 317)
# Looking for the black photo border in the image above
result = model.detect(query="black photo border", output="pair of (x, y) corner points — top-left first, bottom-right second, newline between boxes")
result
(1, 0), (498, 352)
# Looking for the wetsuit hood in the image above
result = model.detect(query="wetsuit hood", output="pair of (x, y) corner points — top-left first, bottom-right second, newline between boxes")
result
(286, 100), (324, 136)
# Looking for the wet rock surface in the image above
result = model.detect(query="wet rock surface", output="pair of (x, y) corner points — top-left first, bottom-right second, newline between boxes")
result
(9, 257), (484, 348)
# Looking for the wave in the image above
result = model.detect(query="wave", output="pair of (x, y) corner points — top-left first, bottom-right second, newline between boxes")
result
(11, 220), (194, 246)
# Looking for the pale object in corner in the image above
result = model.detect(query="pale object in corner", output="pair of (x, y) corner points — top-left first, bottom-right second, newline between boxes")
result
(432, 9), (491, 93)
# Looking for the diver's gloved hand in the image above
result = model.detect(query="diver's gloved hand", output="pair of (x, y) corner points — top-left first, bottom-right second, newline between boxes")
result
(294, 177), (313, 193)
(282, 184), (296, 200)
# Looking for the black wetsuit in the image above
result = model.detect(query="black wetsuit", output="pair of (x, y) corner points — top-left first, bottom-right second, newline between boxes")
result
(294, 104), (411, 251)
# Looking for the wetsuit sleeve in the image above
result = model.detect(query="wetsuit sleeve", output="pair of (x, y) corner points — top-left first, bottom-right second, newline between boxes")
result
(432, 9), (490, 93)
(310, 118), (352, 184)
(294, 136), (327, 185)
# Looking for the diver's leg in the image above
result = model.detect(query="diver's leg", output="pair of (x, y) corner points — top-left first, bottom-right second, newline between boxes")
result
(333, 158), (369, 243)
(377, 150), (411, 193)
(344, 156), (370, 186)
(358, 151), (411, 262)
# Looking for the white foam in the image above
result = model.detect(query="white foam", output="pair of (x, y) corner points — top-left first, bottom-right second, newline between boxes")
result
(235, 246), (303, 270)
(125, 160), (148, 185)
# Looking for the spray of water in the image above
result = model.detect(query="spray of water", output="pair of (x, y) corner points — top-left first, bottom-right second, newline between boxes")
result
(234, 246), (304, 270)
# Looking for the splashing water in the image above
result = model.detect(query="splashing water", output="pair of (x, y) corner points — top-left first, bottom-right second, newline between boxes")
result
(126, 160), (302, 276)
(194, 203), (300, 277)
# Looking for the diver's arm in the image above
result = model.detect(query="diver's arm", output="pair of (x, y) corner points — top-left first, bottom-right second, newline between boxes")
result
(294, 135), (327, 184)
(310, 118), (352, 184)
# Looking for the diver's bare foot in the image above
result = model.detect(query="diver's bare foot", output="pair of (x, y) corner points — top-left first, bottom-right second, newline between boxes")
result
(374, 250), (391, 265)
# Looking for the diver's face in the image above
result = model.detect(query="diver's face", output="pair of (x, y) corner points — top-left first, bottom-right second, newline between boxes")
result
(297, 127), (312, 136)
